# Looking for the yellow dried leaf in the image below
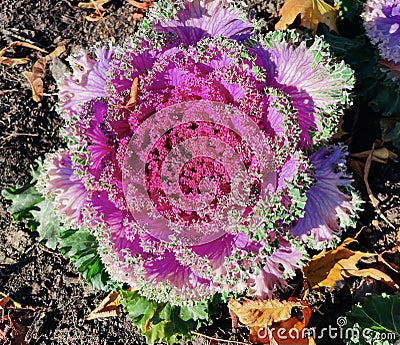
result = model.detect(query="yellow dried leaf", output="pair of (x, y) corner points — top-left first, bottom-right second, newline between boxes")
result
(303, 238), (376, 288)
(275, 0), (338, 34)
(228, 298), (302, 327)
(85, 291), (121, 320)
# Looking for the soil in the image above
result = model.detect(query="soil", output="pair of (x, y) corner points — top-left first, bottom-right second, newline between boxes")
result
(0, 1), (399, 345)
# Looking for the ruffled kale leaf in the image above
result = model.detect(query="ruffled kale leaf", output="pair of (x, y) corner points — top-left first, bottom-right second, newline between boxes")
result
(345, 293), (400, 345)
(2, 158), (111, 289)
(58, 228), (111, 290)
(121, 289), (217, 344)
(2, 159), (60, 249)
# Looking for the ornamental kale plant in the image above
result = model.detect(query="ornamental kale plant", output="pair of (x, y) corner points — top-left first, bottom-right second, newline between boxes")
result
(363, 0), (400, 77)
(4, 0), (360, 341)
(324, 0), (400, 115)
(42, 0), (358, 302)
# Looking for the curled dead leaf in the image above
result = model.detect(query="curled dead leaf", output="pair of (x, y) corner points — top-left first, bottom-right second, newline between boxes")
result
(0, 56), (30, 67)
(23, 45), (66, 102)
(45, 45), (66, 62)
(114, 77), (139, 109)
(303, 237), (373, 288)
(275, 0), (338, 34)
(23, 57), (46, 102)
(0, 41), (48, 67)
(85, 291), (121, 320)
(350, 147), (398, 165)
(303, 237), (399, 290)
(342, 268), (399, 291)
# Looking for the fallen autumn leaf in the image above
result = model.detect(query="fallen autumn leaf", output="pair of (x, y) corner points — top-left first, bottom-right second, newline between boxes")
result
(275, 0), (338, 34)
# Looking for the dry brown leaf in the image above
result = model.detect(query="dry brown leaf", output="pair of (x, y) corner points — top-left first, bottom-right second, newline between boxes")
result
(0, 41), (48, 57)
(0, 56), (30, 67)
(114, 77), (139, 109)
(23, 57), (46, 102)
(45, 45), (66, 62)
(350, 147), (398, 164)
(275, 0), (338, 34)
(85, 291), (121, 320)
(379, 59), (400, 78)
(378, 244), (400, 276)
(0, 41), (48, 67)
(0, 293), (38, 344)
(79, 0), (111, 21)
(305, 235), (399, 290)
(127, 0), (155, 9)
(228, 298), (302, 327)
(23, 46), (65, 102)
(342, 268), (399, 291)
(303, 238), (376, 288)
(349, 142), (397, 229)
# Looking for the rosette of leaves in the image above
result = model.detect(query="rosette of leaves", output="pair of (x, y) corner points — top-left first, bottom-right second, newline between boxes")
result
(4, 0), (361, 343)
(2, 160), (216, 343)
(325, 0), (400, 116)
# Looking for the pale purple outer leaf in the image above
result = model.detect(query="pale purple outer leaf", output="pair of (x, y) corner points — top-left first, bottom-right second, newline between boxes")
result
(153, 0), (253, 45)
(290, 146), (357, 249)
